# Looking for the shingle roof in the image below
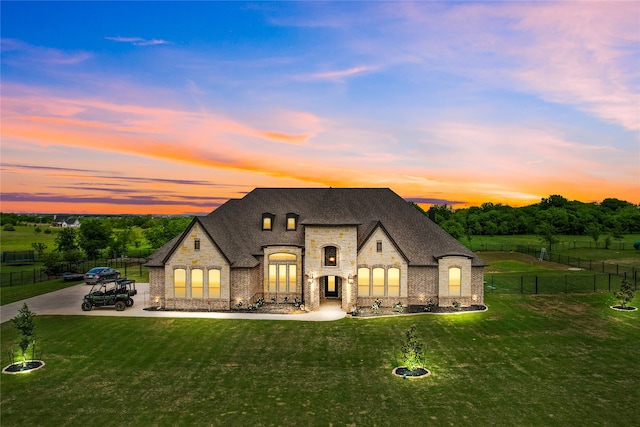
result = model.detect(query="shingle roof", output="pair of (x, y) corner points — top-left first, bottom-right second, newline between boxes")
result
(146, 188), (486, 268)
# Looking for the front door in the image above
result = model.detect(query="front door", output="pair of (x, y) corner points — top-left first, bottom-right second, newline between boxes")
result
(324, 276), (340, 298)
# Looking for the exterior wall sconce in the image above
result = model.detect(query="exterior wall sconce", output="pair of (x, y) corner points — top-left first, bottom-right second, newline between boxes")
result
(307, 272), (315, 284)
(348, 274), (354, 285)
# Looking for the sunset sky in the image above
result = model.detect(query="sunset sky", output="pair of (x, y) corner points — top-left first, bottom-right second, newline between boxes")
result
(1, 1), (639, 215)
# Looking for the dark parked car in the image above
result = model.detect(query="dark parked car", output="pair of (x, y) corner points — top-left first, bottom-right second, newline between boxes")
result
(84, 267), (120, 284)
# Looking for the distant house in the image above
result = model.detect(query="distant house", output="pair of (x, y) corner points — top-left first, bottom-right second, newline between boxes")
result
(145, 188), (486, 312)
(51, 215), (81, 228)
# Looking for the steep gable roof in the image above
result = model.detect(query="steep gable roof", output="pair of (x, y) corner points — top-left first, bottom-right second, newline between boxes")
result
(147, 188), (485, 268)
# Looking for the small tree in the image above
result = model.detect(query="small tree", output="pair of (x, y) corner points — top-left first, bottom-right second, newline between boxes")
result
(12, 303), (36, 367)
(614, 279), (634, 309)
(536, 222), (559, 251)
(401, 325), (425, 371)
(31, 242), (48, 259)
(585, 223), (601, 247)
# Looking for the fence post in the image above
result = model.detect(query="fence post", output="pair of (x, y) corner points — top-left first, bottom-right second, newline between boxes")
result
(565, 275), (567, 293)
(593, 275), (596, 293)
(608, 273), (611, 291)
(535, 275), (538, 294)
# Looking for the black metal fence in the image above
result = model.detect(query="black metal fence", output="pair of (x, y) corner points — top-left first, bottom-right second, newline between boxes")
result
(0, 257), (149, 287)
(485, 272), (637, 295)
(514, 245), (637, 280)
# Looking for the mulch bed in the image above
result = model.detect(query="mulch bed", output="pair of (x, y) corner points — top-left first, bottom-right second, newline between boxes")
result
(351, 304), (487, 317)
(610, 305), (637, 311)
(392, 366), (430, 378)
(2, 360), (45, 374)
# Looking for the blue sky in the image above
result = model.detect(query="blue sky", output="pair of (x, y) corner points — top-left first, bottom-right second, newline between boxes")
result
(1, 1), (638, 214)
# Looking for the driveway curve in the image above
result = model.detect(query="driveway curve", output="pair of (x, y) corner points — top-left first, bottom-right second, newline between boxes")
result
(1, 283), (347, 324)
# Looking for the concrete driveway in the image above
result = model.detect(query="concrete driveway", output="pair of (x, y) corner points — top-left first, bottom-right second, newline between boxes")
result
(1, 282), (346, 324)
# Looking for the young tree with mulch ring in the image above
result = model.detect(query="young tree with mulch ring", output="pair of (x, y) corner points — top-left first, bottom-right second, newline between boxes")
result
(12, 303), (36, 367)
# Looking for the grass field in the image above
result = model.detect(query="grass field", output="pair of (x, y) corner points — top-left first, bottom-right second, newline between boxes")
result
(1, 292), (638, 426)
(0, 225), (153, 253)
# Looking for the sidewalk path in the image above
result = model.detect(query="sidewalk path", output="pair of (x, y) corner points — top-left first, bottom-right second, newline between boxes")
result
(1, 283), (346, 323)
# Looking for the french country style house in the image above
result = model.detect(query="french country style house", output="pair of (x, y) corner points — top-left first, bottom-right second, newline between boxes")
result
(145, 188), (486, 312)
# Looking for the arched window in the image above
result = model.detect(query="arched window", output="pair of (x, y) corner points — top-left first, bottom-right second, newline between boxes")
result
(449, 267), (461, 296)
(372, 267), (385, 296)
(388, 268), (400, 297)
(174, 268), (186, 298)
(191, 269), (203, 298)
(268, 253), (297, 293)
(208, 269), (221, 298)
(357, 267), (370, 296)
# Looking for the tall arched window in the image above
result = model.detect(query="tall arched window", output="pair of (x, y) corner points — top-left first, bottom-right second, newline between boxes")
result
(191, 269), (203, 298)
(268, 253), (297, 293)
(357, 267), (370, 296)
(208, 269), (221, 298)
(174, 268), (186, 298)
(372, 267), (385, 296)
(388, 268), (400, 297)
(449, 267), (461, 296)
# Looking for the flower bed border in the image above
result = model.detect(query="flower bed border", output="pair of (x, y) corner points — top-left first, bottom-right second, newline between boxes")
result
(392, 366), (431, 379)
(2, 360), (45, 375)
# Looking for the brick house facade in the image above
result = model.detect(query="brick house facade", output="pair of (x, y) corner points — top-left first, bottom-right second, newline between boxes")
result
(145, 188), (486, 312)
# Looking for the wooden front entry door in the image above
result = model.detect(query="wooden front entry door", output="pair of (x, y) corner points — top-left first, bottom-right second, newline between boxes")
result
(324, 276), (340, 298)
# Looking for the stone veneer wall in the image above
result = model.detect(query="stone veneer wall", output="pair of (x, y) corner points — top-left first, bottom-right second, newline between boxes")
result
(161, 222), (231, 310)
(304, 225), (358, 311)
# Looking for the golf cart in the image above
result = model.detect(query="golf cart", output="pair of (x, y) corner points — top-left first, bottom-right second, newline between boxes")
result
(81, 278), (137, 311)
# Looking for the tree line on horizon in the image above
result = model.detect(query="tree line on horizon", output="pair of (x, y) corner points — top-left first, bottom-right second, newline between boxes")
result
(416, 195), (640, 244)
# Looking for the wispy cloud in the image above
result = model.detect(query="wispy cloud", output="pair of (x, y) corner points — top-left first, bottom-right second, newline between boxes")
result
(0, 38), (90, 65)
(105, 36), (171, 46)
(302, 65), (375, 81)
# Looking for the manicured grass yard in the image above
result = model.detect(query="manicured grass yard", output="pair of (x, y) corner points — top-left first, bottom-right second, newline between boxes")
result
(2, 292), (638, 426)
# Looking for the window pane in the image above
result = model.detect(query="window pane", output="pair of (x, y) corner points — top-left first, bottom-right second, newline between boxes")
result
(289, 264), (296, 292)
(449, 267), (461, 296)
(358, 268), (370, 296)
(263, 217), (271, 230)
(269, 253), (296, 261)
(287, 217), (296, 230)
(208, 269), (221, 298)
(191, 269), (203, 298)
(324, 246), (337, 266)
(278, 264), (287, 292)
(269, 265), (277, 292)
(327, 276), (336, 293)
(388, 268), (400, 297)
(372, 267), (385, 296)
(174, 268), (186, 298)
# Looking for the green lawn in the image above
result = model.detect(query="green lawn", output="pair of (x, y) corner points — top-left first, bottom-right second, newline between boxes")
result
(2, 293), (638, 426)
